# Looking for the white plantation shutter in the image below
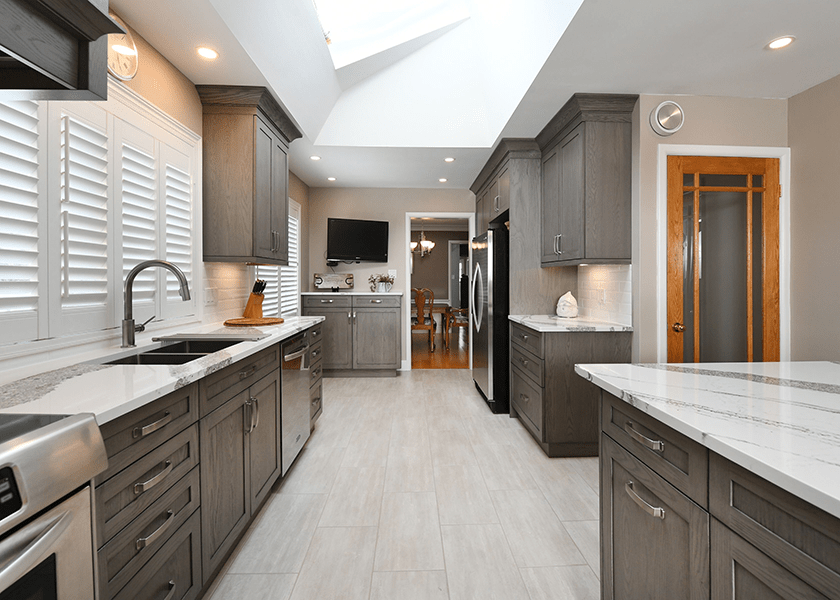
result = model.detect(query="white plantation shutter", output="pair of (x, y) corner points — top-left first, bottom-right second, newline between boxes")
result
(120, 139), (157, 308)
(279, 200), (301, 317)
(256, 265), (280, 317)
(161, 144), (194, 318)
(0, 101), (42, 342)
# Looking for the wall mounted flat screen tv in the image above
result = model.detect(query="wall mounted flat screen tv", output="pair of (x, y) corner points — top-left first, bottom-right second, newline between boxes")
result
(327, 218), (389, 262)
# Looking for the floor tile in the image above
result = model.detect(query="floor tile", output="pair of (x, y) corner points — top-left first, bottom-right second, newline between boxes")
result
(529, 461), (600, 521)
(563, 520), (600, 577)
(318, 466), (385, 526)
(430, 429), (476, 466)
(384, 444), (435, 493)
(207, 574), (296, 600)
(370, 571), (449, 600)
(228, 493), (327, 574)
(288, 527), (377, 600)
(391, 416), (430, 448)
(277, 446), (345, 495)
(473, 443), (538, 491)
(434, 464), (498, 525)
(490, 489), (587, 568)
(374, 492), (444, 571)
(340, 429), (391, 468)
(519, 566), (600, 600)
(441, 523), (530, 600)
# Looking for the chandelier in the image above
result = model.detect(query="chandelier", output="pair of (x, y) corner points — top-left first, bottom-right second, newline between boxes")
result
(410, 230), (435, 257)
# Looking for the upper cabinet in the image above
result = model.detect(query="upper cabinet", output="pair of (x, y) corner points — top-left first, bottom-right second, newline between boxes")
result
(198, 86), (302, 266)
(537, 94), (637, 267)
(0, 0), (123, 100)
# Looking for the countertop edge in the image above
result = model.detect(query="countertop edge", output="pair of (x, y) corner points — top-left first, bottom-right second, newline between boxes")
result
(510, 314), (633, 332)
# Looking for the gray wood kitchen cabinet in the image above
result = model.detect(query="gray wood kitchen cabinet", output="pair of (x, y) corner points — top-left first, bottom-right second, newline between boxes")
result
(537, 94), (637, 267)
(303, 294), (401, 374)
(473, 143), (524, 235)
(197, 86), (302, 266)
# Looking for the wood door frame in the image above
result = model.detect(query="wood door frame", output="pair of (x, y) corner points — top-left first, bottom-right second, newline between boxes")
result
(655, 145), (791, 362)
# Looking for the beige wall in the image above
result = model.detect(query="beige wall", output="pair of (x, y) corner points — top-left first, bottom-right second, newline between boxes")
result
(114, 12), (203, 135)
(411, 230), (469, 301)
(308, 187), (475, 365)
(633, 95), (788, 361)
(290, 171), (311, 306)
(788, 74), (840, 360)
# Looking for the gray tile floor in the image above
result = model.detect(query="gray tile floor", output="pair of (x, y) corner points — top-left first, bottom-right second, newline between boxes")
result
(207, 370), (600, 600)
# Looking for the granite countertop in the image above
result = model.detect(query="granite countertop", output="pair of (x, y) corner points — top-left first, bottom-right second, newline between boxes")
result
(509, 314), (633, 332)
(575, 361), (840, 519)
(0, 316), (323, 425)
(301, 291), (404, 296)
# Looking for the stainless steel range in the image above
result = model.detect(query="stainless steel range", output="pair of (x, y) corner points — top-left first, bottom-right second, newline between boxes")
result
(0, 412), (107, 599)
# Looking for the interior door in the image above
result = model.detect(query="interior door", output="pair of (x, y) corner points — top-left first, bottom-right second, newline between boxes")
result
(666, 156), (780, 362)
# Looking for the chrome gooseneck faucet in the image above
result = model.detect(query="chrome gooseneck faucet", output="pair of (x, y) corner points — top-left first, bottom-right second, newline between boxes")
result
(122, 260), (191, 347)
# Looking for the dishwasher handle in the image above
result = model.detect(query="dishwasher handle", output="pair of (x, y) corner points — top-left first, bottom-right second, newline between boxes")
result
(283, 345), (310, 362)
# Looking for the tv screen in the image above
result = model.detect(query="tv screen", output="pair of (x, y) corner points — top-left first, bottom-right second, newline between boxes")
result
(327, 218), (389, 262)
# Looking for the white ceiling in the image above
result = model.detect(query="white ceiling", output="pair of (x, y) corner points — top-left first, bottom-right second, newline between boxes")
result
(110, 0), (840, 190)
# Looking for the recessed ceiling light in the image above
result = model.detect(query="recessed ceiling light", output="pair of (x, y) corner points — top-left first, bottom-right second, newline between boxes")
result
(197, 47), (219, 60)
(439, 178), (447, 183)
(112, 44), (137, 56)
(767, 35), (795, 50)
(310, 155), (321, 161)
(444, 157), (455, 163)
(327, 177), (336, 181)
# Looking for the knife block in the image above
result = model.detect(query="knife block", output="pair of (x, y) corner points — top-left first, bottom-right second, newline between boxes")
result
(242, 293), (264, 319)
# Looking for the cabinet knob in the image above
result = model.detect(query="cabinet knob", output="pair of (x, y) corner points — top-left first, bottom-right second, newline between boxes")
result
(520, 358), (529, 368)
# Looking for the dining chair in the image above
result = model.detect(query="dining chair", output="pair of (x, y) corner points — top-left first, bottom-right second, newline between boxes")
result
(411, 287), (436, 352)
(446, 307), (469, 349)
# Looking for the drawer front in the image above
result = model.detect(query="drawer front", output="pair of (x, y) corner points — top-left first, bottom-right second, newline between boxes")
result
(99, 467), (200, 600)
(601, 433), (710, 600)
(303, 295), (352, 308)
(710, 453), (840, 598)
(602, 391), (708, 508)
(310, 381), (323, 423)
(307, 324), (323, 346)
(511, 367), (543, 440)
(97, 384), (199, 486)
(510, 343), (543, 386)
(113, 509), (202, 600)
(511, 323), (543, 357)
(309, 341), (324, 368)
(353, 295), (401, 308)
(200, 344), (279, 416)
(310, 358), (323, 387)
(96, 424), (199, 548)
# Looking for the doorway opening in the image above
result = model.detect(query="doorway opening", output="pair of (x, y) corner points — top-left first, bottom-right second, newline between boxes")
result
(407, 215), (472, 369)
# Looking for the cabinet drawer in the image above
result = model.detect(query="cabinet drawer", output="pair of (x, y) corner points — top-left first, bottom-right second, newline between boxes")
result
(200, 344), (279, 416)
(96, 424), (199, 548)
(354, 295), (401, 308)
(112, 509), (202, 600)
(511, 323), (543, 357)
(310, 381), (323, 424)
(710, 453), (840, 598)
(310, 359), (323, 387)
(510, 343), (543, 386)
(303, 295), (352, 308)
(601, 433), (710, 600)
(307, 324), (323, 345)
(309, 340), (324, 366)
(602, 391), (708, 508)
(99, 467), (200, 600)
(97, 384), (198, 486)
(511, 367), (543, 440)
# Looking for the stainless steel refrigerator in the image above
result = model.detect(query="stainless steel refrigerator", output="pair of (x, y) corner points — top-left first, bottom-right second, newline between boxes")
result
(471, 226), (509, 414)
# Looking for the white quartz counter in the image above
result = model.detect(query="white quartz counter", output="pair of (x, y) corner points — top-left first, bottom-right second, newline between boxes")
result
(509, 314), (633, 332)
(0, 317), (323, 425)
(575, 361), (840, 519)
(301, 291), (404, 296)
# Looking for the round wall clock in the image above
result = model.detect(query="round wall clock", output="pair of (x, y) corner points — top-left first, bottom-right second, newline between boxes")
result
(107, 12), (139, 81)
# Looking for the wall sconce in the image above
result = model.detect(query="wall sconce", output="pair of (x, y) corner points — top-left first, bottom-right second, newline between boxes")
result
(411, 231), (435, 257)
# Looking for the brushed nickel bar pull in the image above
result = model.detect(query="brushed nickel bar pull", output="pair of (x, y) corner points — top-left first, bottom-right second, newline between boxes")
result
(136, 510), (174, 550)
(557, 234), (563, 255)
(320, 299), (334, 303)
(625, 481), (665, 520)
(134, 460), (173, 495)
(519, 393), (529, 403)
(162, 581), (176, 600)
(370, 299), (382, 303)
(625, 421), (665, 452)
(239, 366), (257, 380)
(311, 348), (321, 358)
(251, 397), (260, 431)
(348, 311), (352, 323)
(133, 411), (172, 439)
(519, 358), (529, 368)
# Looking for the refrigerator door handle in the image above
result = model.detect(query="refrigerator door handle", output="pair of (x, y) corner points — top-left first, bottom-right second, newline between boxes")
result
(471, 261), (483, 333)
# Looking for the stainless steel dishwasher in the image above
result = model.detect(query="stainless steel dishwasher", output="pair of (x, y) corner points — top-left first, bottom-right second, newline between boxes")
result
(281, 333), (311, 475)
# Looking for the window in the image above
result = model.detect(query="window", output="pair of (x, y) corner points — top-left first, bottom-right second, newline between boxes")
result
(256, 199), (300, 318)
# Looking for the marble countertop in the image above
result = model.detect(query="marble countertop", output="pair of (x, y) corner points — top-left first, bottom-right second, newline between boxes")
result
(509, 314), (633, 332)
(0, 317), (323, 425)
(301, 291), (403, 296)
(575, 361), (840, 519)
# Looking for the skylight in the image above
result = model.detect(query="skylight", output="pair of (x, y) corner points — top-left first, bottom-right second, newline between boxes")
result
(313, 0), (469, 69)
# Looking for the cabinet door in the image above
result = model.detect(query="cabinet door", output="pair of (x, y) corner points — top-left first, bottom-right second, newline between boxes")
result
(541, 145), (561, 263)
(248, 371), (281, 511)
(601, 433), (710, 600)
(497, 167), (510, 215)
(557, 123), (585, 261)
(254, 116), (274, 260)
(200, 390), (250, 580)
(271, 136), (289, 264)
(353, 307), (400, 369)
(476, 191), (486, 235)
(303, 308), (353, 369)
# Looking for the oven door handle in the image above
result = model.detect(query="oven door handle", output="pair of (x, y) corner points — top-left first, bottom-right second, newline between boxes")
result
(0, 510), (71, 590)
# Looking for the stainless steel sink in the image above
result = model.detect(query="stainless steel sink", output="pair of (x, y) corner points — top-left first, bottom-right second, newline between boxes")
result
(146, 340), (239, 354)
(105, 353), (207, 365)
(98, 332), (268, 366)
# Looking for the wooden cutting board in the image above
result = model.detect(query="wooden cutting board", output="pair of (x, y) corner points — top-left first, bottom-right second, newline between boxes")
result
(223, 317), (284, 327)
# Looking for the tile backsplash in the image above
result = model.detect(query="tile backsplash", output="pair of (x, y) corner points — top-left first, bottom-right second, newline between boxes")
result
(577, 265), (632, 326)
(202, 263), (251, 321)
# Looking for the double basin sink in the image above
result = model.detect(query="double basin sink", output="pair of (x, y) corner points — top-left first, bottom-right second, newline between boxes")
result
(100, 333), (269, 366)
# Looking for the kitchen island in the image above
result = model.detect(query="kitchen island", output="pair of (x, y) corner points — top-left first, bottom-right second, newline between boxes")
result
(576, 361), (840, 599)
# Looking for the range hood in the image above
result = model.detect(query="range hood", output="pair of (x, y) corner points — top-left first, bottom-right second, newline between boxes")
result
(0, 0), (124, 101)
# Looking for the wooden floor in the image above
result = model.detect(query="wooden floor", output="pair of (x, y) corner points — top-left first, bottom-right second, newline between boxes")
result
(411, 327), (469, 369)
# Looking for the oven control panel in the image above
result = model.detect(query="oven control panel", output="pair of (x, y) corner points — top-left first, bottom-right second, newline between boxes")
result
(0, 467), (23, 520)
